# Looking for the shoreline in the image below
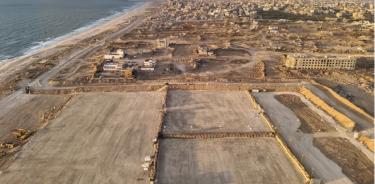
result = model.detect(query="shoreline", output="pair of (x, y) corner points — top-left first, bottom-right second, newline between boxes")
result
(0, 1), (152, 76)
(18, 2), (146, 61)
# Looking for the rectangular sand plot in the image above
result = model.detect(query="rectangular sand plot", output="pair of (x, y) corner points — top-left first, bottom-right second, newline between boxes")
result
(164, 90), (269, 133)
(0, 92), (164, 184)
(157, 138), (304, 184)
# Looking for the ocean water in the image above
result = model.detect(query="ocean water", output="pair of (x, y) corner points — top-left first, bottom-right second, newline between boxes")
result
(0, 0), (145, 60)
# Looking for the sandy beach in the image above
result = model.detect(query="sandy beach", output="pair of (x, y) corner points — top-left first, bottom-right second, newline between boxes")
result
(0, 1), (152, 86)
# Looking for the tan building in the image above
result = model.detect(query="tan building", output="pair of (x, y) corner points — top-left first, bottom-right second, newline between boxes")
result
(156, 38), (169, 48)
(285, 54), (356, 70)
(123, 68), (133, 79)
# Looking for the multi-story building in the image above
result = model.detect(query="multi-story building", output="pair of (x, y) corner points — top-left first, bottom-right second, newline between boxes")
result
(285, 54), (356, 70)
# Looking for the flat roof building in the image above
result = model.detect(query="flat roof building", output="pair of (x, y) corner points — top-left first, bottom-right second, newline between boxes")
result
(285, 54), (356, 70)
(104, 49), (124, 60)
(103, 62), (122, 72)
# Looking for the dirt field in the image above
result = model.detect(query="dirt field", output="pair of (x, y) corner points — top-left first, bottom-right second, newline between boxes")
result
(0, 92), (164, 184)
(171, 44), (196, 57)
(156, 138), (304, 184)
(0, 94), (71, 140)
(214, 48), (250, 57)
(164, 90), (270, 133)
(0, 94), (72, 168)
(275, 94), (335, 133)
(314, 137), (374, 184)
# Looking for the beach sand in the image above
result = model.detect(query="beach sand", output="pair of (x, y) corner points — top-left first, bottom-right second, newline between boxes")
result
(0, 1), (153, 86)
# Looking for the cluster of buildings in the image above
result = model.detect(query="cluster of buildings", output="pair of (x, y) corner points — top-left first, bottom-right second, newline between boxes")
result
(159, 0), (373, 22)
(98, 49), (158, 79)
(284, 54), (357, 70)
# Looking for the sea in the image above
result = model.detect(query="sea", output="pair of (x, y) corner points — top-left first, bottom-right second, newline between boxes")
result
(0, 0), (145, 61)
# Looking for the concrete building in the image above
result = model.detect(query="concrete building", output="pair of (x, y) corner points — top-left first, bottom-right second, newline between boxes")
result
(197, 46), (214, 56)
(123, 68), (133, 79)
(156, 38), (169, 48)
(285, 54), (356, 70)
(141, 59), (157, 71)
(103, 62), (122, 72)
(104, 49), (125, 60)
(268, 26), (279, 34)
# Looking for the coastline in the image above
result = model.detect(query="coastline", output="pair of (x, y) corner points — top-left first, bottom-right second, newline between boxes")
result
(0, 1), (152, 81)
(18, 2), (146, 61)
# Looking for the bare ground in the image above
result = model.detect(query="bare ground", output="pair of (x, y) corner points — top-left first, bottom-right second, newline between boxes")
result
(0, 92), (164, 184)
(313, 137), (374, 184)
(157, 138), (304, 184)
(0, 94), (72, 168)
(0, 95), (71, 139)
(164, 90), (270, 133)
(275, 94), (335, 133)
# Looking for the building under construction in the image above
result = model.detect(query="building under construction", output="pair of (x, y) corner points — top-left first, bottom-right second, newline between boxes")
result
(285, 54), (356, 70)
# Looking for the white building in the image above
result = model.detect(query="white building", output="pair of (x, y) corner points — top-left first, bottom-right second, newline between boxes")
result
(104, 49), (124, 60)
(143, 59), (157, 67)
(141, 59), (157, 71)
(103, 62), (122, 72)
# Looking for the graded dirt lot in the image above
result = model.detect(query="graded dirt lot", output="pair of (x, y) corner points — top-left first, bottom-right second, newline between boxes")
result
(164, 90), (270, 133)
(0, 94), (71, 140)
(156, 138), (304, 184)
(0, 92), (164, 184)
(0, 94), (72, 168)
(275, 94), (335, 133)
(314, 137), (374, 184)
